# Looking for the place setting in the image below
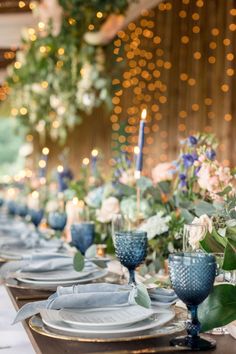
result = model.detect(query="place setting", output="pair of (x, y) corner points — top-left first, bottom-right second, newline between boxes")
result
(0, 1), (236, 353)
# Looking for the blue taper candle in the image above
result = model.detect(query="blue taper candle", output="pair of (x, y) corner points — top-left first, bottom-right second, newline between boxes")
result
(135, 109), (147, 176)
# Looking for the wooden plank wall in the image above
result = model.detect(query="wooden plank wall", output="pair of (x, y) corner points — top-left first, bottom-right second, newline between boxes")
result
(33, 0), (236, 176)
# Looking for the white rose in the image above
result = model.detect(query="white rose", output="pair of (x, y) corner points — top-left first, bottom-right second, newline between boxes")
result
(188, 214), (213, 250)
(96, 197), (120, 223)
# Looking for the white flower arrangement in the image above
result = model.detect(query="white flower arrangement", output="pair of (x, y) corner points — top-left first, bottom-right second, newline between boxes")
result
(139, 211), (171, 240)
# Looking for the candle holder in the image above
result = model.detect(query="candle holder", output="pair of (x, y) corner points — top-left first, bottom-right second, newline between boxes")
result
(96, 244), (107, 258)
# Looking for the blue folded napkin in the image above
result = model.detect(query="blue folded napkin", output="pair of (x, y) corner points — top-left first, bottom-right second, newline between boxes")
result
(148, 288), (178, 303)
(13, 283), (141, 324)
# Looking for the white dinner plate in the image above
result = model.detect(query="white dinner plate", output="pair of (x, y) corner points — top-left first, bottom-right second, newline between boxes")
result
(40, 307), (175, 336)
(58, 305), (154, 329)
(16, 269), (108, 286)
(17, 267), (97, 281)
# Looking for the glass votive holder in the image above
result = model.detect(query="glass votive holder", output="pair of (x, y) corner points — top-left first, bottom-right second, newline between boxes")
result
(96, 244), (107, 258)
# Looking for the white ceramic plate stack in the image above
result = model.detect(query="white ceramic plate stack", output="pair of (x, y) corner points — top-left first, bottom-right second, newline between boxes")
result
(15, 267), (108, 287)
(39, 305), (175, 339)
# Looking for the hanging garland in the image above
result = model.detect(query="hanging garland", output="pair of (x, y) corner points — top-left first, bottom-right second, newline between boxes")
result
(7, 0), (131, 142)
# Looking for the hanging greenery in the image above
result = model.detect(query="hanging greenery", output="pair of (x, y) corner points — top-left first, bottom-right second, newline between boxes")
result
(7, 0), (131, 142)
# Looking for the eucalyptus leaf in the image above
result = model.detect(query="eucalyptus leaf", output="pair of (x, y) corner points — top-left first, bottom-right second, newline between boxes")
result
(91, 260), (107, 269)
(136, 176), (153, 192)
(198, 284), (236, 332)
(194, 200), (216, 217)
(158, 181), (171, 194)
(73, 251), (85, 272)
(180, 208), (194, 223)
(85, 244), (97, 258)
(135, 283), (151, 309)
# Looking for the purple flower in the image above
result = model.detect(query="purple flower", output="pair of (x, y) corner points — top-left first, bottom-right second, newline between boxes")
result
(194, 166), (201, 175)
(206, 149), (216, 161)
(182, 154), (197, 168)
(189, 136), (198, 145)
(179, 174), (187, 187)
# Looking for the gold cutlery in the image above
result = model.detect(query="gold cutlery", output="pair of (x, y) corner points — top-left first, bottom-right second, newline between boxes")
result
(16, 295), (50, 301)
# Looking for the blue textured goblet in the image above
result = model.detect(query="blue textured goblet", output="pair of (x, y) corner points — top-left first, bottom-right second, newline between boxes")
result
(48, 212), (67, 238)
(168, 252), (217, 350)
(17, 204), (28, 218)
(0, 198), (4, 208)
(71, 222), (95, 255)
(29, 208), (44, 231)
(7, 201), (17, 217)
(113, 231), (148, 285)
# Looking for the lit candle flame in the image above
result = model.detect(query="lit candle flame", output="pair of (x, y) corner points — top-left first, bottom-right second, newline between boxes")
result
(57, 165), (64, 173)
(141, 108), (147, 120)
(91, 149), (98, 157)
(134, 146), (140, 155)
(42, 147), (49, 155)
(82, 157), (90, 166)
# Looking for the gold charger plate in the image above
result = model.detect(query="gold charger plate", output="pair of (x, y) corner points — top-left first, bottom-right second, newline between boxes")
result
(29, 313), (185, 343)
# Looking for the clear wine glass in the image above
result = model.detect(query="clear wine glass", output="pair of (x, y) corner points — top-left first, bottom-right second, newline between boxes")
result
(168, 252), (217, 350)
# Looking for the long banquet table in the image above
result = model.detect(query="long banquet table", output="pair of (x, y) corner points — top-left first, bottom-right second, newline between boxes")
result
(4, 283), (236, 354)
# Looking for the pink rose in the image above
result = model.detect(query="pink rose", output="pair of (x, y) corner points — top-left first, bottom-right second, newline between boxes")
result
(152, 162), (176, 184)
(188, 214), (213, 250)
(96, 197), (120, 223)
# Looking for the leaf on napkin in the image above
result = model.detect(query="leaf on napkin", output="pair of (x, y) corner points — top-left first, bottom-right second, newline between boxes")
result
(91, 260), (107, 269)
(73, 251), (85, 272)
(135, 283), (151, 309)
(85, 244), (97, 258)
(198, 284), (236, 332)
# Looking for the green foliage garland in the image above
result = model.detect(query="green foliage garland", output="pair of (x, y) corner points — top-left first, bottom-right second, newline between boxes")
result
(7, 0), (131, 142)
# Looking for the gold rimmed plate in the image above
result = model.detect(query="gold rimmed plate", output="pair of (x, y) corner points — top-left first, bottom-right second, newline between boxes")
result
(29, 313), (184, 343)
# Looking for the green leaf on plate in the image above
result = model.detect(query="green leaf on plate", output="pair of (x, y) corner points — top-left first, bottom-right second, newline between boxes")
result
(135, 283), (151, 309)
(198, 284), (236, 332)
(73, 251), (85, 272)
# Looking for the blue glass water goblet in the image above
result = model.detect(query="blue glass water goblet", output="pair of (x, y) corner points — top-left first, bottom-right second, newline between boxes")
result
(113, 231), (148, 286)
(0, 197), (4, 208)
(7, 200), (17, 217)
(29, 208), (44, 232)
(48, 211), (67, 238)
(17, 204), (28, 218)
(168, 252), (217, 350)
(71, 222), (95, 255)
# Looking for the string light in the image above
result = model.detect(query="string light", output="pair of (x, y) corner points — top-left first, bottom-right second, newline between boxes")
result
(57, 165), (64, 173)
(111, 2), (236, 167)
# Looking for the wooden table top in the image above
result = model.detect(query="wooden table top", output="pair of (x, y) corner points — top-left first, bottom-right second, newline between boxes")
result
(5, 284), (236, 354)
